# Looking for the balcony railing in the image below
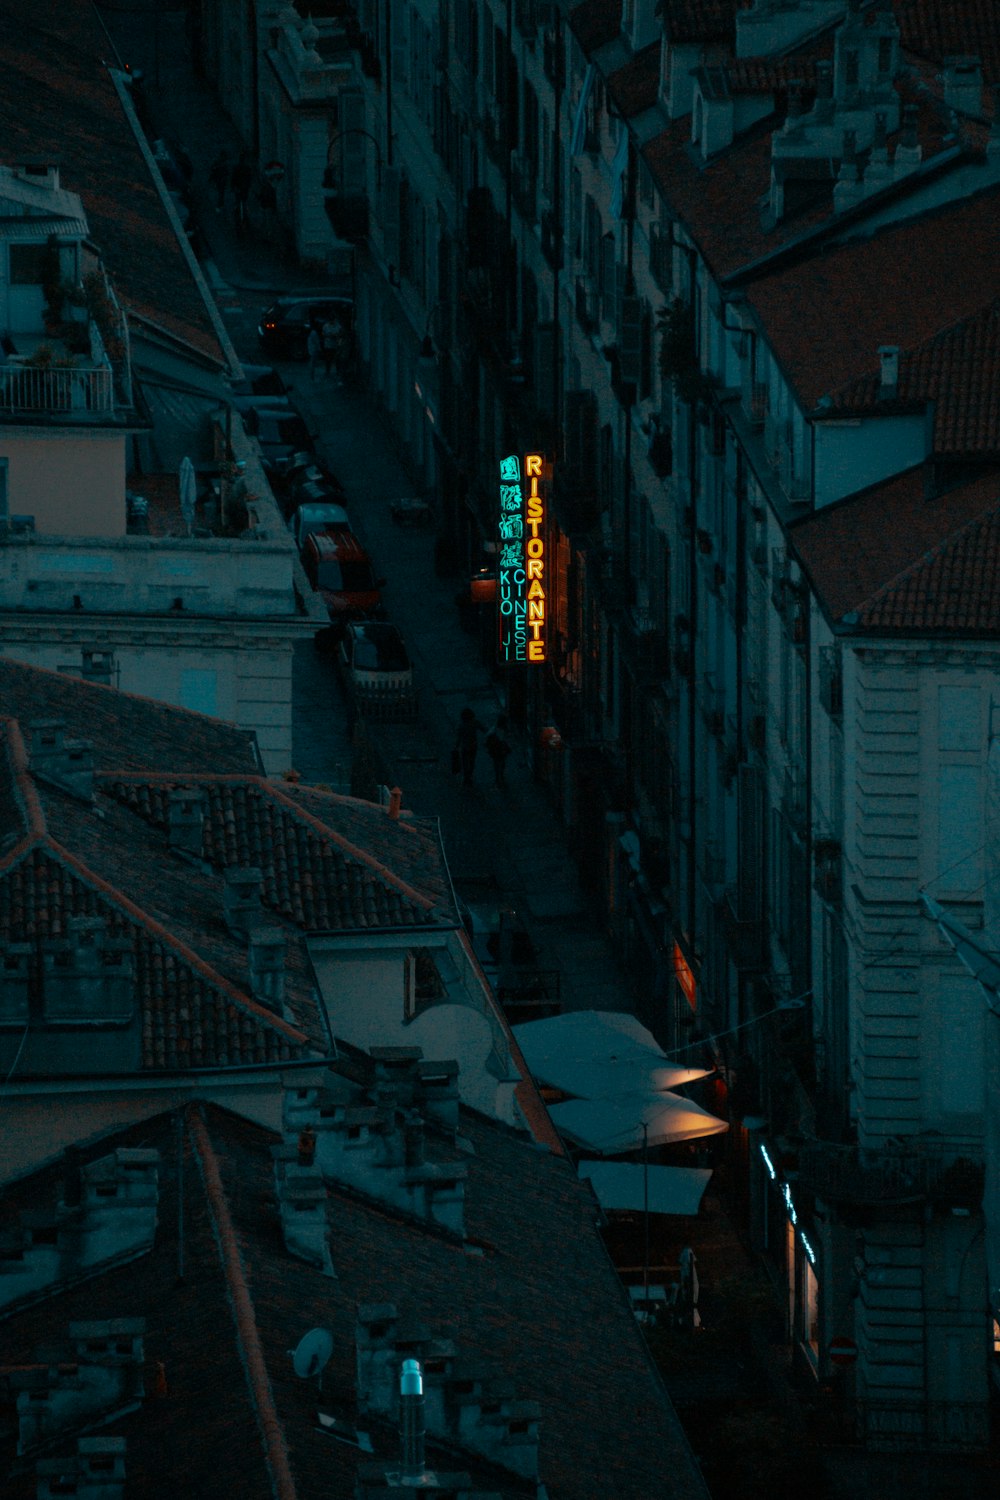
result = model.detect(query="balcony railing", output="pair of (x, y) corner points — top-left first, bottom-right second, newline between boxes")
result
(0, 363), (114, 415)
(795, 1138), (984, 1209)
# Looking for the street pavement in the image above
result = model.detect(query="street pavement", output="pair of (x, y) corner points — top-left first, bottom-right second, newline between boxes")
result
(111, 7), (636, 1018)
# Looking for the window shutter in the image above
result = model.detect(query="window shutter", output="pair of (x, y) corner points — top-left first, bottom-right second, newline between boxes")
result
(619, 288), (642, 382)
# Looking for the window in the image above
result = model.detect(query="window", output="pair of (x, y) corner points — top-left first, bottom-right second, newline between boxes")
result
(9, 242), (49, 284)
(179, 668), (217, 716)
(0, 459), (8, 524)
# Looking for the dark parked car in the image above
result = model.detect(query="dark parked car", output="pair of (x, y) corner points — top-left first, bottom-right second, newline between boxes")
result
(242, 404), (314, 471)
(272, 453), (347, 517)
(257, 295), (353, 361)
(229, 363), (290, 400)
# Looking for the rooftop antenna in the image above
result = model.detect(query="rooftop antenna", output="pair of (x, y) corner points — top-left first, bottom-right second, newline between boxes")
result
(400, 1358), (425, 1481)
(291, 1327), (334, 1395)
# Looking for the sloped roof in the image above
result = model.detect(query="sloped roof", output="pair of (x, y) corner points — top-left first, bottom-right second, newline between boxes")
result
(0, 1), (224, 364)
(0, 664), (460, 1074)
(568, 0), (622, 55)
(827, 300), (1000, 456)
(0, 1102), (709, 1500)
(791, 464), (1000, 624)
(102, 775), (451, 931)
(0, 658), (260, 776)
(855, 497), (1000, 631)
(661, 0), (738, 45)
(744, 185), (1000, 407)
(608, 41), (661, 118)
(895, 0), (1000, 85)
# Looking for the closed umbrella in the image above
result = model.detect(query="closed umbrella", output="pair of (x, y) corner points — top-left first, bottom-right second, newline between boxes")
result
(179, 455), (197, 534)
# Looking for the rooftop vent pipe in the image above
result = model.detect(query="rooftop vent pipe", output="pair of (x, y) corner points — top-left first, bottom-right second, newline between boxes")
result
(400, 1358), (425, 1481)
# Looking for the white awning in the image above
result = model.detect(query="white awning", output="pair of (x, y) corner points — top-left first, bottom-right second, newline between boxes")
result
(548, 1090), (728, 1155)
(512, 1010), (710, 1097)
(580, 1162), (712, 1216)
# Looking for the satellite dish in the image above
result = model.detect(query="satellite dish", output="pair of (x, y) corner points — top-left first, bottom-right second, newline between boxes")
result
(292, 1328), (334, 1381)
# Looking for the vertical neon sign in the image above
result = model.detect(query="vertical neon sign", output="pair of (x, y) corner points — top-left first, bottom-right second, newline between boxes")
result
(498, 452), (547, 664)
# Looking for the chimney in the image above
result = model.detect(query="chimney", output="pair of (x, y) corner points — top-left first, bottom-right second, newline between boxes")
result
(878, 345), (899, 396)
(400, 1359), (426, 1481)
(29, 720), (94, 801)
(16, 162), (61, 192)
(247, 924), (286, 1013)
(40, 916), (135, 1023)
(942, 55), (983, 118)
(80, 648), (115, 686)
(168, 788), (207, 858)
(894, 103), (922, 176)
(36, 1436), (126, 1500)
(271, 1142), (336, 1275)
(387, 786), (402, 820)
(223, 865), (263, 936)
(15, 1321), (146, 1454)
(833, 129), (863, 212)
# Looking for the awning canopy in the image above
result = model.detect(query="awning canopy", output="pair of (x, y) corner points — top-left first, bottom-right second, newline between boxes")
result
(579, 1162), (712, 1216)
(512, 1011), (710, 1098)
(548, 1091), (728, 1155)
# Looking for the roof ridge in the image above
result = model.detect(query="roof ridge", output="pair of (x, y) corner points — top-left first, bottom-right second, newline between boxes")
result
(99, 772), (440, 914)
(853, 491), (1000, 620)
(188, 1107), (299, 1500)
(260, 781), (440, 916)
(0, 717), (47, 867)
(39, 837), (311, 1049)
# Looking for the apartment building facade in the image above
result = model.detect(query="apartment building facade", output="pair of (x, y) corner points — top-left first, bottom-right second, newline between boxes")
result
(197, 0), (1000, 1452)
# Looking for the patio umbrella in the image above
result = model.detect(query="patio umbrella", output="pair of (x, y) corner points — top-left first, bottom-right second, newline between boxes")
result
(548, 1090), (728, 1155)
(578, 1162), (712, 1216)
(513, 1010), (710, 1097)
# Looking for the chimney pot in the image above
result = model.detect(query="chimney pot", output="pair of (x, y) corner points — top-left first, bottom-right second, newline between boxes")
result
(400, 1358), (426, 1480)
(387, 786), (402, 820)
(878, 344), (900, 395)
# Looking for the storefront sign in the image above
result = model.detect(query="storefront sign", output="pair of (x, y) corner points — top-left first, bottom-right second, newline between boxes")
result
(673, 942), (696, 1012)
(498, 452), (548, 664)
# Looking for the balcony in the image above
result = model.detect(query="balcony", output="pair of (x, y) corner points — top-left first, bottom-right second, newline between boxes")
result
(0, 361), (114, 416)
(795, 1138), (984, 1209)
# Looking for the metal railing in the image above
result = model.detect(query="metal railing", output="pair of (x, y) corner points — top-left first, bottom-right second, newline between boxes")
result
(0, 363), (114, 415)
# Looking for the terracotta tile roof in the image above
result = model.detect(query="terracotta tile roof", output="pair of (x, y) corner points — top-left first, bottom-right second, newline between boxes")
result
(855, 497), (1000, 631)
(102, 775), (452, 930)
(896, 0), (1000, 86)
(727, 57), (819, 93)
(0, 658), (261, 776)
(607, 42), (660, 118)
(0, 669), (459, 1074)
(0, 2), (225, 364)
(828, 300), (1000, 456)
(791, 464), (1000, 623)
(744, 185), (1000, 407)
(661, 0), (739, 45)
(568, 0), (621, 54)
(0, 1102), (708, 1500)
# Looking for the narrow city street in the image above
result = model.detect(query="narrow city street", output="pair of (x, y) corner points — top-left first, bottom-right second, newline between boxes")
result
(88, 12), (1000, 1500)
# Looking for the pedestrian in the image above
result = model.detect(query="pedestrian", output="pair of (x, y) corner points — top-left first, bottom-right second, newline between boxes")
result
(320, 316), (341, 380)
(306, 323), (322, 382)
(208, 150), (229, 213)
(230, 151), (254, 229)
(455, 707), (486, 787)
(484, 715), (512, 788)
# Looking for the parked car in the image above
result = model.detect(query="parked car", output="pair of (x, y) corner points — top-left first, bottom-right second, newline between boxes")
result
(229, 363), (290, 401)
(274, 456), (348, 519)
(301, 530), (384, 622)
(242, 404), (315, 472)
(338, 620), (414, 699)
(257, 295), (353, 361)
(289, 499), (353, 551)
